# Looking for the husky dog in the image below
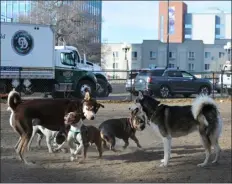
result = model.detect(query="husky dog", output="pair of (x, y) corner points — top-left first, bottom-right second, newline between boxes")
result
(136, 92), (223, 167)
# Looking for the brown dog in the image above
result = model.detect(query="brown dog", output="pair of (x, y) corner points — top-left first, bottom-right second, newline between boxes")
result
(64, 112), (102, 162)
(7, 89), (104, 165)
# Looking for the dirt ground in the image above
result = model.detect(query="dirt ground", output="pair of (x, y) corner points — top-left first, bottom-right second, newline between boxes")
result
(0, 100), (231, 183)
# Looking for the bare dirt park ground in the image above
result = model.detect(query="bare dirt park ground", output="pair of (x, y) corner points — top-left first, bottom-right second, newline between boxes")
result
(0, 99), (231, 183)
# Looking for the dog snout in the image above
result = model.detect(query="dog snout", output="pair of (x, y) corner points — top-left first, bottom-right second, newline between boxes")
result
(91, 116), (95, 120)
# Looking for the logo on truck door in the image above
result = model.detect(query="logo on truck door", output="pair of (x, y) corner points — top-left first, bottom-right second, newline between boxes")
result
(11, 30), (34, 55)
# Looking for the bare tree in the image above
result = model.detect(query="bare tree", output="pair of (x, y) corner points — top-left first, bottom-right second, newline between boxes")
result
(18, 1), (101, 63)
(100, 44), (112, 68)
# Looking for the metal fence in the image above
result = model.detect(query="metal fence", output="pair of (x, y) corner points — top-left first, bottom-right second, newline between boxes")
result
(0, 67), (231, 101)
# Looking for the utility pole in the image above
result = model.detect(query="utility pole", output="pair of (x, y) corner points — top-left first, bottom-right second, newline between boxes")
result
(166, 0), (170, 69)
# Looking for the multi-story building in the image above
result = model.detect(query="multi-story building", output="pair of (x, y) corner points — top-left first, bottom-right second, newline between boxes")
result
(159, 1), (231, 44)
(1, 0), (102, 45)
(102, 39), (230, 79)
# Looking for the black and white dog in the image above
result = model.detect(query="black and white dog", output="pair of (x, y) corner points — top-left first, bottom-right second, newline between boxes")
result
(136, 92), (223, 167)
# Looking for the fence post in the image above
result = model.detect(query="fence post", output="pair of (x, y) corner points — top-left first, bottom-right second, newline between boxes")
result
(130, 70), (132, 101)
(220, 70), (223, 98)
(212, 72), (215, 99)
(19, 67), (22, 97)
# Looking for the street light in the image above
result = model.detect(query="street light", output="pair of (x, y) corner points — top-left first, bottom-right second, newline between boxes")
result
(122, 42), (130, 79)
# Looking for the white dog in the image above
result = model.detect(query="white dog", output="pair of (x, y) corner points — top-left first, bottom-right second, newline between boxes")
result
(64, 112), (84, 162)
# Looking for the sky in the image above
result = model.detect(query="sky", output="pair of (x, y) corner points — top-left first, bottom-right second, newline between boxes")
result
(102, 1), (232, 43)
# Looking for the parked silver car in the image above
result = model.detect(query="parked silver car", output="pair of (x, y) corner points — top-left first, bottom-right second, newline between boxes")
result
(125, 72), (139, 93)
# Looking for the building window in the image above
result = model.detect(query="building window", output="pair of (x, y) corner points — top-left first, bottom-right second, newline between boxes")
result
(132, 51), (137, 60)
(185, 34), (192, 39)
(185, 24), (192, 28)
(185, 14), (192, 24)
(113, 51), (119, 58)
(168, 63), (175, 68)
(205, 64), (210, 71)
(219, 52), (225, 58)
(215, 35), (224, 39)
(184, 28), (192, 35)
(169, 52), (176, 59)
(113, 63), (118, 69)
(188, 51), (195, 60)
(204, 52), (211, 59)
(150, 51), (156, 59)
(188, 63), (194, 71)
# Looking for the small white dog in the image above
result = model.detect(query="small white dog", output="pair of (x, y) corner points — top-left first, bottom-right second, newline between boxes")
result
(64, 112), (84, 162)
(27, 119), (67, 153)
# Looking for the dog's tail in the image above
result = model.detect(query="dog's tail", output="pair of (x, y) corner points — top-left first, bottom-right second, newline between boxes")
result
(191, 95), (222, 138)
(7, 88), (22, 111)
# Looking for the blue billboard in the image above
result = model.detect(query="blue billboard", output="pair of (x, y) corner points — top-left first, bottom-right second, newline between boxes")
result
(168, 7), (175, 35)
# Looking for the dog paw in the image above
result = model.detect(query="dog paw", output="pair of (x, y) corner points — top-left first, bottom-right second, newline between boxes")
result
(212, 160), (218, 164)
(70, 156), (75, 162)
(137, 144), (142, 148)
(159, 163), (168, 167)
(48, 150), (54, 154)
(197, 163), (207, 167)
(160, 159), (164, 163)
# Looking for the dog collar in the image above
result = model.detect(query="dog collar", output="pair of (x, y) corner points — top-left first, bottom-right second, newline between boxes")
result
(70, 125), (81, 133)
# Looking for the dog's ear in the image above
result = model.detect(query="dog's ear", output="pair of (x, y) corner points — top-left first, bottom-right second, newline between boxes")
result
(131, 107), (139, 116)
(138, 91), (144, 100)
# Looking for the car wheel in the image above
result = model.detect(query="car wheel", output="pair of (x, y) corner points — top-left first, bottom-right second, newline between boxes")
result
(96, 78), (109, 97)
(183, 93), (192, 98)
(159, 86), (170, 98)
(77, 80), (96, 98)
(199, 86), (210, 96)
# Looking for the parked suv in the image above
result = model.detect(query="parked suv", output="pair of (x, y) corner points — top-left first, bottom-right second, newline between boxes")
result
(134, 68), (213, 98)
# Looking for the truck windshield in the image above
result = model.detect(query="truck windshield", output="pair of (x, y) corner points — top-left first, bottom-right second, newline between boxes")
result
(60, 52), (75, 66)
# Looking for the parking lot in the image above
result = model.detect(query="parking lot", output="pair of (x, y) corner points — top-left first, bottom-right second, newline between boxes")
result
(1, 99), (231, 183)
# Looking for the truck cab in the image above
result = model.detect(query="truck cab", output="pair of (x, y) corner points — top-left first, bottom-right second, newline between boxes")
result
(55, 45), (112, 97)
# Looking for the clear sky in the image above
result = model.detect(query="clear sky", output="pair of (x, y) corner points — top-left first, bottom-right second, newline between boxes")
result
(102, 1), (231, 43)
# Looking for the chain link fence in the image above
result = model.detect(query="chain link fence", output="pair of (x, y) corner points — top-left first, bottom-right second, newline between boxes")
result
(0, 67), (231, 101)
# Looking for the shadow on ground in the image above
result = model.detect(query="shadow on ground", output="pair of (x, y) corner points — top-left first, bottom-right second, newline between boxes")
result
(123, 149), (232, 183)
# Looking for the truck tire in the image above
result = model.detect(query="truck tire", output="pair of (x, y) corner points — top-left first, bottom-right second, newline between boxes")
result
(77, 80), (96, 99)
(96, 78), (109, 97)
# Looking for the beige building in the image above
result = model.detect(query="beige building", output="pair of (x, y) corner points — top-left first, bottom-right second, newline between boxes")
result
(102, 39), (230, 79)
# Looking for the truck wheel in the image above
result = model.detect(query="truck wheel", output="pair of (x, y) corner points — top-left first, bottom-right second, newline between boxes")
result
(77, 80), (96, 98)
(96, 78), (109, 97)
(159, 85), (170, 98)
